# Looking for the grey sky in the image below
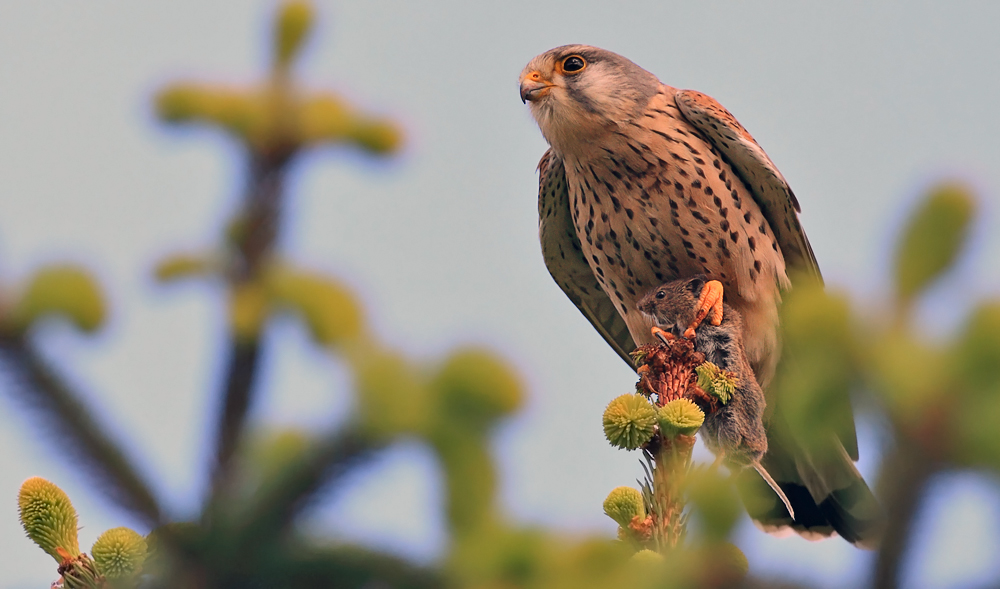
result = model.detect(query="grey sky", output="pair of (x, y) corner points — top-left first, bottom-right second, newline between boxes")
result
(1, 2), (999, 587)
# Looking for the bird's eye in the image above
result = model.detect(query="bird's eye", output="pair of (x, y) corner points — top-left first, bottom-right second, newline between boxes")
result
(561, 55), (586, 73)
(655, 290), (666, 300)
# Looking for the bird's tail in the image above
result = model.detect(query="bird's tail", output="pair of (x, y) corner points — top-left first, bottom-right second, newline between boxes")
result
(737, 415), (884, 548)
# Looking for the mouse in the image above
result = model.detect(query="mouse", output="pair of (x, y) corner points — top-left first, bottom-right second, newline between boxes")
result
(637, 275), (794, 519)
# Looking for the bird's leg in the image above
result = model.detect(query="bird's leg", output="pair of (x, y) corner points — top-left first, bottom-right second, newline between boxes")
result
(684, 280), (725, 339)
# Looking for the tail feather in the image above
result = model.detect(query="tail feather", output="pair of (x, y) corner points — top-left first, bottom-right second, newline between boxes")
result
(739, 416), (884, 548)
(816, 483), (884, 549)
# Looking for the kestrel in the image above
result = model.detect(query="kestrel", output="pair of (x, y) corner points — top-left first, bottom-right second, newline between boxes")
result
(520, 45), (880, 545)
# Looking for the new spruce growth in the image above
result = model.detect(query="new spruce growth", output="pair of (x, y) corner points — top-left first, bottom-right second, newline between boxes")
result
(18, 477), (80, 562)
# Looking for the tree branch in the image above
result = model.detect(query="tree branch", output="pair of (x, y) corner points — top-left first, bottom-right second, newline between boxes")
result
(207, 152), (290, 506)
(0, 337), (164, 525)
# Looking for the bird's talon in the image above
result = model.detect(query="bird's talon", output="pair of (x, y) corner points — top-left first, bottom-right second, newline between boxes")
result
(683, 327), (697, 340)
(651, 326), (674, 345)
(687, 280), (725, 334)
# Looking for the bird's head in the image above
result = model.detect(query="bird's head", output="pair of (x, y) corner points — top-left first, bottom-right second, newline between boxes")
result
(519, 45), (659, 156)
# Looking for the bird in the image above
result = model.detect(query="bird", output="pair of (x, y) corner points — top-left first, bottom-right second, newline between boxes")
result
(637, 275), (795, 520)
(520, 44), (881, 546)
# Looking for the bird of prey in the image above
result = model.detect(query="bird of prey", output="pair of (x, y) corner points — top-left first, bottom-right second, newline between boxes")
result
(520, 45), (881, 545)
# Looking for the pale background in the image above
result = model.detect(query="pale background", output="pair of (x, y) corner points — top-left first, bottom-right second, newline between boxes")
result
(1, 2), (999, 587)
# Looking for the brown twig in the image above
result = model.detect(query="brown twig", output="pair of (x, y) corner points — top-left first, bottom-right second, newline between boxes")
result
(650, 434), (695, 549)
(633, 337), (717, 550)
(0, 336), (164, 526)
(207, 151), (291, 509)
(870, 431), (941, 588)
(230, 421), (379, 553)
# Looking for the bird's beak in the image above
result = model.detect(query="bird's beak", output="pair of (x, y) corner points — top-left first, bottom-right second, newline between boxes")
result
(520, 71), (554, 103)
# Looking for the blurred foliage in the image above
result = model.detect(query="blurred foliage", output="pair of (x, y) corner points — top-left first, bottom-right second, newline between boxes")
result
(893, 183), (975, 305)
(591, 174), (997, 587)
(4, 2), (1000, 589)
(7, 265), (106, 333)
(4, 2), (681, 588)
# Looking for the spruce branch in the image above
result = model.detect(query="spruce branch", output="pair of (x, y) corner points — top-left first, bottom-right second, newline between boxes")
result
(0, 338), (163, 526)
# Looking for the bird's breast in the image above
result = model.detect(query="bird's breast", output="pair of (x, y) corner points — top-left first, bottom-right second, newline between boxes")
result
(559, 89), (787, 378)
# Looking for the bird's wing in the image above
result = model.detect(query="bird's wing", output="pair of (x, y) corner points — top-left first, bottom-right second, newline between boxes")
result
(537, 149), (637, 367)
(673, 90), (860, 458)
(674, 90), (821, 282)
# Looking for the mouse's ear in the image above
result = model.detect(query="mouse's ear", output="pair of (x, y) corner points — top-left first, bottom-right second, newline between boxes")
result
(686, 275), (707, 296)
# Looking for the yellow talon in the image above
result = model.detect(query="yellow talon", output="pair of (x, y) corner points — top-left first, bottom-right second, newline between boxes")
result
(688, 279), (724, 335)
(651, 326), (674, 345)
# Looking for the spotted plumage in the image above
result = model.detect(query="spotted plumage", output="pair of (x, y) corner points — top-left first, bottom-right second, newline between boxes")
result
(521, 44), (880, 546)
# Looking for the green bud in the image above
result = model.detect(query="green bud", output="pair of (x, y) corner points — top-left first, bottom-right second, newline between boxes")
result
(355, 351), (430, 438)
(155, 84), (209, 122)
(274, 1), (314, 67)
(603, 486), (645, 528)
(955, 302), (1000, 399)
(773, 283), (857, 455)
(431, 348), (523, 430)
(870, 329), (947, 422)
(154, 253), (216, 283)
(630, 548), (663, 563)
(657, 398), (704, 437)
(957, 392), (1000, 469)
(686, 470), (741, 541)
(267, 267), (364, 346)
(13, 265), (105, 333)
(92, 527), (147, 579)
(296, 95), (403, 154)
(349, 119), (404, 154)
(249, 429), (312, 479)
(142, 522), (199, 577)
(155, 85), (263, 142)
(629, 348), (648, 367)
(17, 477), (80, 561)
(894, 182), (975, 303)
(696, 362), (736, 404)
(603, 394), (656, 450)
(297, 95), (351, 144)
(703, 542), (749, 584)
(435, 439), (496, 536)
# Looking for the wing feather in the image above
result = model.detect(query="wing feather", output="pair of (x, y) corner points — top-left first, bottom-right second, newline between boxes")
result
(537, 150), (637, 368)
(675, 90), (821, 282)
(675, 92), (861, 462)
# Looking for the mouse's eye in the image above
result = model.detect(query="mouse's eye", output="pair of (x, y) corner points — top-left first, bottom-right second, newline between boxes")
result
(655, 290), (666, 300)
(561, 55), (586, 73)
